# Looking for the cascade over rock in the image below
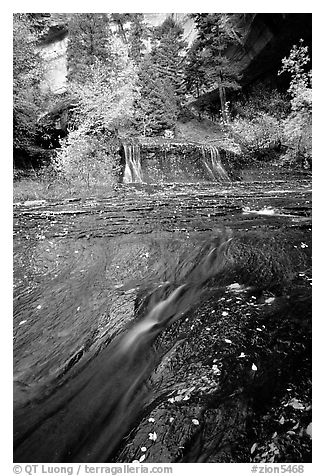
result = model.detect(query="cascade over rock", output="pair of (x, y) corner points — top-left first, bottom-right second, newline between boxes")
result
(121, 142), (231, 184)
(122, 144), (143, 184)
(200, 145), (231, 182)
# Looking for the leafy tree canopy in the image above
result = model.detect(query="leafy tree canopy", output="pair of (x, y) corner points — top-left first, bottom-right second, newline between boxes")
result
(13, 13), (44, 152)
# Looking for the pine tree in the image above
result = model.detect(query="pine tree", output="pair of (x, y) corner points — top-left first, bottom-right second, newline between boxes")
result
(185, 13), (242, 120)
(109, 13), (150, 64)
(135, 56), (178, 136)
(151, 16), (186, 101)
(184, 43), (206, 99)
(67, 13), (110, 84)
(134, 16), (186, 136)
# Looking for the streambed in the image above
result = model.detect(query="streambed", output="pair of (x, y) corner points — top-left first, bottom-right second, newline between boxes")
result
(13, 175), (312, 463)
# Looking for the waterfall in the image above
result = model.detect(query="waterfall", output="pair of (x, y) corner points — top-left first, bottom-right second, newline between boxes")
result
(201, 145), (231, 182)
(121, 142), (230, 184)
(123, 144), (143, 183)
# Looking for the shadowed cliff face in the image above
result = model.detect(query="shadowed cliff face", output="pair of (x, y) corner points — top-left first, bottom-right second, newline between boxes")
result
(13, 174), (311, 463)
(187, 13), (312, 111)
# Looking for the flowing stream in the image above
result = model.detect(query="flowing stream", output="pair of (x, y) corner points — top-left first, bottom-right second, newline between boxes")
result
(13, 170), (312, 463)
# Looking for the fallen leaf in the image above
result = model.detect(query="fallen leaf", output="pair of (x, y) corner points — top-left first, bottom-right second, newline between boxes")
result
(287, 398), (305, 410)
(250, 443), (257, 454)
(224, 338), (232, 344)
(149, 432), (157, 441)
(139, 454), (146, 463)
(252, 363), (258, 371)
(192, 419), (199, 425)
(212, 364), (221, 374)
(228, 283), (242, 290)
(306, 422), (312, 437)
(141, 447), (147, 452)
(148, 417), (155, 423)
(222, 311), (229, 316)
(19, 320), (27, 326)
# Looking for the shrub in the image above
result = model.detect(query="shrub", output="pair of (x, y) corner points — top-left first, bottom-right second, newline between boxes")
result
(232, 84), (290, 121)
(281, 111), (311, 168)
(228, 112), (283, 161)
(55, 132), (121, 188)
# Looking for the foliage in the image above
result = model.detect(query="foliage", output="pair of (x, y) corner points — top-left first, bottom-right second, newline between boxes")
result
(278, 40), (312, 167)
(58, 35), (138, 184)
(279, 40), (311, 111)
(232, 84), (290, 121)
(185, 14), (242, 119)
(134, 16), (186, 136)
(68, 38), (139, 136)
(151, 16), (186, 100)
(183, 44), (206, 99)
(224, 40), (312, 168)
(55, 132), (121, 188)
(67, 13), (111, 84)
(281, 113), (312, 167)
(229, 113), (283, 161)
(13, 14), (44, 152)
(109, 14), (150, 64)
(134, 56), (179, 136)
(224, 85), (287, 162)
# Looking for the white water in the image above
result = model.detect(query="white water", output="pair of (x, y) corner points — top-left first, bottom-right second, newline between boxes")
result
(200, 145), (231, 182)
(122, 143), (231, 183)
(123, 145), (143, 183)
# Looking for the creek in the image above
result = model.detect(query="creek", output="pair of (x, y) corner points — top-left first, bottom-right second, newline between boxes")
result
(13, 160), (312, 463)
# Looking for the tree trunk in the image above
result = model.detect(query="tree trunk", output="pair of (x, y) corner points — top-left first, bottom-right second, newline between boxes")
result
(218, 79), (227, 122)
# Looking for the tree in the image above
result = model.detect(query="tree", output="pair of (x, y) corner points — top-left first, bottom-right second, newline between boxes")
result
(278, 40), (312, 167)
(57, 36), (139, 184)
(185, 14), (242, 120)
(13, 14), (44, 155)
(68, 36), (139, 136)
(151, 16), (186, 101)
(134, 56), (179, 136)
(67, 13), (110, 84)
(134, 16), (186, 136)
(109, 13), (150, 64)
(184, 43), (206, 99)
